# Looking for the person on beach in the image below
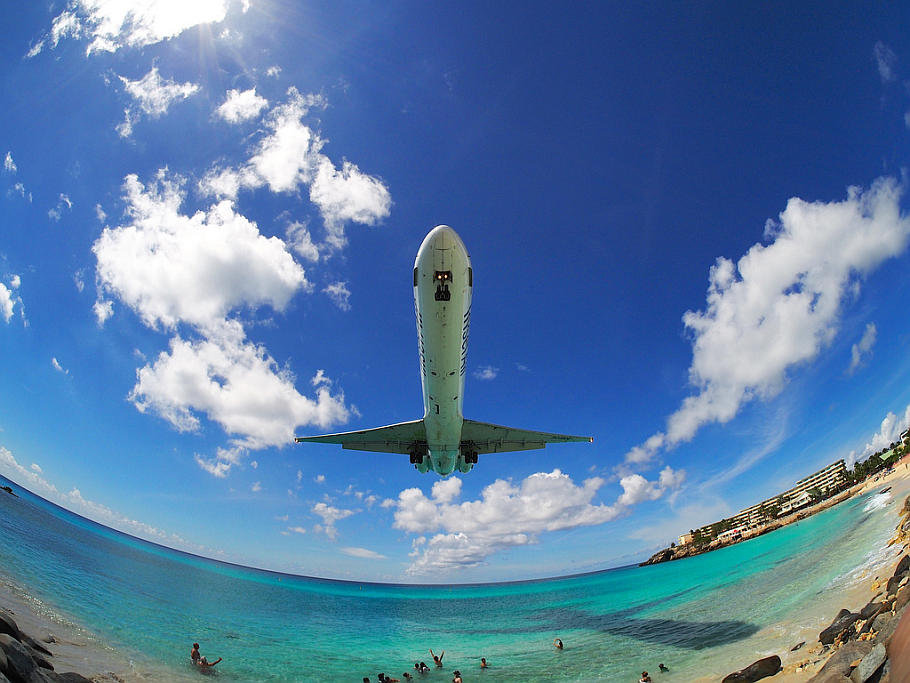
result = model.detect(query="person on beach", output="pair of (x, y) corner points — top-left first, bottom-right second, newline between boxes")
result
(658, 663), (669, 672)
(640, 672), (652, 682)
(480, 657), (488, 668)
(553, 638), (563, 649)
(418, 661), (430, 673)
(190, 642), (221, 668)
(430, 649), (445, 667)
(452, 670), (463, 683)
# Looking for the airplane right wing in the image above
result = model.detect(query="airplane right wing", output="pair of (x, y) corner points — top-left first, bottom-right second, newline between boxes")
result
(460, 419), (593, 454)
(294, 419), (426, 454)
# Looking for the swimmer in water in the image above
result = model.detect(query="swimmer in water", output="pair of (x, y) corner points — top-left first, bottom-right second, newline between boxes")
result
(554, 638), (564, 650)
(430, 649), (445, 667)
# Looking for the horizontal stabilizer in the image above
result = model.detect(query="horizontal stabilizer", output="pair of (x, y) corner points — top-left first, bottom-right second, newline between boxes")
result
(295, 419), (426, 454)
(460, 419), (592, 454)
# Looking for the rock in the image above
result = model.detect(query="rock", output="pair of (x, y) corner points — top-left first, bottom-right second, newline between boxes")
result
(721, 655), (781, 682)
(850, 643), (886, 683)
(821, 609), (861, 645)
(812, 640), (874, 679)
(0, 613), (22, 642)
(0, 633), (38, 681)
(886, 576), (902, 595)
(807, 672), (852, 683)
(894, 586), (910, 613)
(50, 674), (93, 683)
(792, 641), (807, 651)
(860, 601), (886, 620)
(893, 554), (910, 579)
(20, 634), (51, 659)
(873, 611), (898, 642)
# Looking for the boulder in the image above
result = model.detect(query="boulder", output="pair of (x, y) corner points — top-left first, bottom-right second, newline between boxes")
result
(721, 655), (781, 682)
(0, 613), (22, 642)
(886, 576), (902, 596)
(811, 640), (874, 679)
(50, 674), (93, 683)
(873, 612), (898, 642)
(850, 643), (886, 683)
(821, 609), (861, 645)
(0, 633), (38, 682)
(791, 641), (806, 651)
(894, 586), (910, 613)
(860, 601), (886, 620)
(893, 554), (910, 579)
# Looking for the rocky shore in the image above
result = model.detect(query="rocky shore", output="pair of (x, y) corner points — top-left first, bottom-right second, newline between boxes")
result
(0, 606), (98, 683)
(719, 492), (910, 683)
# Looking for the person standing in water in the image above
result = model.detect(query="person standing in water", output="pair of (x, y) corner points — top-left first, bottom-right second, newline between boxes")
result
(430, 649), (445, 667)
(190, 642), (221, 668)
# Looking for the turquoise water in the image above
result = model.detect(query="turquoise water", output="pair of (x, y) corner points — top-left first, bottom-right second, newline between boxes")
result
(0, 474), (901, 682)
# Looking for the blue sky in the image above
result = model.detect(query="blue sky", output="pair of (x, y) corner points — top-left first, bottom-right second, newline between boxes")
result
(2, 1), (910, 583)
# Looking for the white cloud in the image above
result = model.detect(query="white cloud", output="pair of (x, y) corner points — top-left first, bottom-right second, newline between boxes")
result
(194, 453), (231, 478)
(286, 222), (320, 262)
(48, 193), (73, 221)
(388, 468), (682, 574)
(4, 152), (16, 173)
(323, 281), (351, 311)
(0, 277), (22, 323)
(117, 68), (199, 137)
(847, 322), (877, 375)
(312, 502), (357, 540)
(626, 177), (910, 466)
(846, 403), (910, 468)
(94, 171), (309, 333)
(874, 41), (898, 83)
(341, 547), (386, 559)
(217, 88), (268, 123)
(32, 0), (228, 56)
(131, 327), (349, 449)
(251, 481), (261, 493)
(265, 65), (281, 78)
(199, 88), (391, 249)
(93, 299), (113, 326)
(315, 474), (325, 484)
(51, 357), (68, 374)
(288, 525), (307, 535)
(30, 463), (43, 474)
(473, 365), (498, 380)
(10, 183), (31, 202)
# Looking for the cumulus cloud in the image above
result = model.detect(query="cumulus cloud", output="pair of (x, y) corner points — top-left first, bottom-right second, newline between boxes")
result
(117, 67), (199, 137)
(846, 403), (910, 468)
(199, 88), (391, 249)
(217, 88), (268, 123)
(30, 0), (228, 56)
(847, 322), (877, 375)
(93, 299), (113, 326)
(286, 222), (320, 262)
(323, 281), (351, 311)
(0, 276), (22, 323)
(625, 177), (910, 467)
(874, 41), (898, 84)
(131, 328), (349, 449)
(4, 152), (16, 173)
(473, 365), (498, 381)
(312, 502), (357, 540)
(94, 169), (350, 454)
(389, 468), (684, 574)
(95, 171), (310, 332)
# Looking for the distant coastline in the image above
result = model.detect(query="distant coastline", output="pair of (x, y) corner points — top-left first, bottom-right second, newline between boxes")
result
(641, 456), (909, 568)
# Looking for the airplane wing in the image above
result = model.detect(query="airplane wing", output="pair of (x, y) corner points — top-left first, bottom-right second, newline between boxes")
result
(460, 419), (593, 454)
(294, 419), (426, 454)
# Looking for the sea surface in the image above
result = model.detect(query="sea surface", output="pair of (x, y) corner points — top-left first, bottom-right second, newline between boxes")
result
(0, 474), (903, 682)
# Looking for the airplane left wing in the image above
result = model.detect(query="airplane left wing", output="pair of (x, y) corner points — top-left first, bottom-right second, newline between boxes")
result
(460, 419), (593, 454)
(294, 419), (426, 454)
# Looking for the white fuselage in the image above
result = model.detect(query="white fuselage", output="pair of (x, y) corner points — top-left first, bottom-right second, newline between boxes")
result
(414, 226), (472, 475)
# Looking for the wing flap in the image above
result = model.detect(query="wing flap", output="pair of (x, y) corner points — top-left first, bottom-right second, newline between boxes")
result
(295, 419), (426, 454)
(460, 419), (593, 454)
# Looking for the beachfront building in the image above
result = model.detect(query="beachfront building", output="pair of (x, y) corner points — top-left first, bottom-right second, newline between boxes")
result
(681, 460), (848, 545)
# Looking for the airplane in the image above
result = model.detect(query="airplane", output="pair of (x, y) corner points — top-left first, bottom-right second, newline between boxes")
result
(295, 225), (592, 476)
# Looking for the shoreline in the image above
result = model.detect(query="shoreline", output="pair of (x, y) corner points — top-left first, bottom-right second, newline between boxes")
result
(1, 469), (909, 681)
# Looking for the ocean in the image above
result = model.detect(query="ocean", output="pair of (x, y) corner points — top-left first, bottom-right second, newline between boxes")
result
(0, 474), (903, 682)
